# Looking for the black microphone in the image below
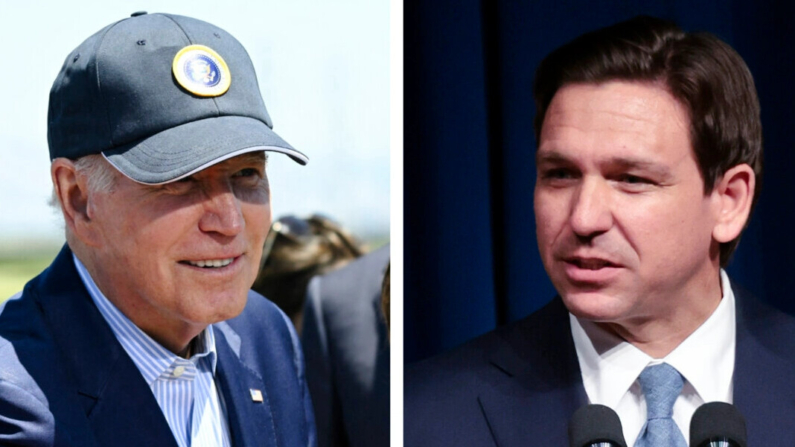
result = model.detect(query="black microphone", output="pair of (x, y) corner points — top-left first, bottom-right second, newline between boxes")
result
(569, 404), (627, 447)
(689, 402), (747, 447)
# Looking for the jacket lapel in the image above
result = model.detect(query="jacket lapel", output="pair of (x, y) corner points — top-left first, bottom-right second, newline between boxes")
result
(32, 246), (178, 447)
(474, 284), (795, 446)
(214, 322), (279, 447)
(477, 298), (587, 446)
(732, 283), (795, 445)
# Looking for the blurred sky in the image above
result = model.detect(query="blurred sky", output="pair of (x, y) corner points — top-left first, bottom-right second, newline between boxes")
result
(0, 0), (389, 249)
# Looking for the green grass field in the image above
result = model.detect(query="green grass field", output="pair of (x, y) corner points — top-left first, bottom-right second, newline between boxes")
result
(0, 257), (53, 302)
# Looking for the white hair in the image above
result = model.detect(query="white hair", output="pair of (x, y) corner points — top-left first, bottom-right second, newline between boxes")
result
(49, 154), (118, 210)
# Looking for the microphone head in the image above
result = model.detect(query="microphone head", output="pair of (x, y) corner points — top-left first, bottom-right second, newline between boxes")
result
(690, 402), (747, 447)
(569, 404), (627, 447)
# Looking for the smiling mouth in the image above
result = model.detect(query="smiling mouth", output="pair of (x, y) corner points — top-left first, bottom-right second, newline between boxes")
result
(180, 258), (236, 269)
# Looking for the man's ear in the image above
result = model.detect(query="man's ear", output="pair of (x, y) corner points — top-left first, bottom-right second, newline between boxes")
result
(711, 163), (755, 243)
(51, 158), (101, 247)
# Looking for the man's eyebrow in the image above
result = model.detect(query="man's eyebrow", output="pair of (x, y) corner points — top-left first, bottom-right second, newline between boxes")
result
(607, 157), (672, 177)
(236, 151), (268, 165)
(535, 151), (574, 166)
(536, 151), (673, 177)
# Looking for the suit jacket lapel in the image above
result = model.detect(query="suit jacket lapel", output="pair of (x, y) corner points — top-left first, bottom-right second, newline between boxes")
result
(474, 283), (795, 446)
(26, 246), (308, 447)
(32, 246), (178, 447)
(478, 298), (587, 446)
(214, 322), (279, 447)
(732, 283), (795, 445)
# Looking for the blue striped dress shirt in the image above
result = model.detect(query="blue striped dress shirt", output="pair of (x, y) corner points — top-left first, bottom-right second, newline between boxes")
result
(73, 254), (232, 447)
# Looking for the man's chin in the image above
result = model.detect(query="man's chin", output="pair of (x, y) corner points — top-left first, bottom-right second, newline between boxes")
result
(182, 287), (250, 325)
(559, 290), (630, 322)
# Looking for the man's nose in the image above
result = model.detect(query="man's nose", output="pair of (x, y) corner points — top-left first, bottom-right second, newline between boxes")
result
(199, 183), (244, 236)
(569, 177), (612, 238)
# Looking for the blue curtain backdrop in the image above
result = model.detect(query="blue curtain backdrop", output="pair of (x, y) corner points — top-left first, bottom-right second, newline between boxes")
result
(404, 0), (795, 364)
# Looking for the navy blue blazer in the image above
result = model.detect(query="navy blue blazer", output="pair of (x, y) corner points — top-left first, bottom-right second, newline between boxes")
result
(405, 283), (795, 446)
(302, 245), (390, 447)
(0, 245), (316, 447)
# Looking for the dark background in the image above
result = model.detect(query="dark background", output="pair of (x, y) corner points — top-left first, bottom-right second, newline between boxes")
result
(404, 0), (795, 364)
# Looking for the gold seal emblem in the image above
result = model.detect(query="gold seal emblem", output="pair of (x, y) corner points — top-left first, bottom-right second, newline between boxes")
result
(172, 45), (231, 97)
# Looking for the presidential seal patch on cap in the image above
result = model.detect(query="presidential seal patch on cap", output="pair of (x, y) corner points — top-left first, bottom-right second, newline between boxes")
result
(172, 44), (231, 97)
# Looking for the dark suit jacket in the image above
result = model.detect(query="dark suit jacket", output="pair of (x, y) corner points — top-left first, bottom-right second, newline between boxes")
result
(301, 245), (390, 447)
(0, 245), (316, 447)
(405, 283), (795, 446)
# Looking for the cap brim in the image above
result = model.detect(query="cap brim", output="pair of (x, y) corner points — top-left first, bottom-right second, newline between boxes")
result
(103, 115), (307, 185)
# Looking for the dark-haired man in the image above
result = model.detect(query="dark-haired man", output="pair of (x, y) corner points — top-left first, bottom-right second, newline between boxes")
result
(0, 12), (315, 446)
(406, 16), (795, 446)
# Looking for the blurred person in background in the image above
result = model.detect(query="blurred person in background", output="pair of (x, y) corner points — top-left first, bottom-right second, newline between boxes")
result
(302, 244), (390, 447)
(252, 214), (364, 333)
(382, 262), (390, 332)
(0, 12), (315, 446)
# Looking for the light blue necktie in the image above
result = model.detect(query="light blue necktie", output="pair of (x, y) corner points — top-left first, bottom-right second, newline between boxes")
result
(634, 363), (688, 447)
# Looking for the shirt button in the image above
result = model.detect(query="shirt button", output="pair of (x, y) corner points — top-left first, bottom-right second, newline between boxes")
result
(173, 366), (185, 377)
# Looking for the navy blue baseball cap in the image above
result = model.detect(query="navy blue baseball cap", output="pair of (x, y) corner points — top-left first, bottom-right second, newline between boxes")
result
(47, 12), (307, 184)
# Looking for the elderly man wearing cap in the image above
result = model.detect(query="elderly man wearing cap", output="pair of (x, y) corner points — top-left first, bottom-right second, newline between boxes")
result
(0, 12), (315, 447)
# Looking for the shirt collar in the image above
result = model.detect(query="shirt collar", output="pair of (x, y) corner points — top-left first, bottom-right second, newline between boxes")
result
(571, 269), (736, 407)
(665, 270), (735, 403)
(72, 253), (219, 384)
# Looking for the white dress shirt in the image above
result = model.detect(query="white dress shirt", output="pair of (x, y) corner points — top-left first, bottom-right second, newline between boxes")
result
(74, 254), (232, 447)
(571, 269), (736, 446)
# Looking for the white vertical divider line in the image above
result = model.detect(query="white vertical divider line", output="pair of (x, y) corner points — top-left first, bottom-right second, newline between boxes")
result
(389, 0), (404, 445)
